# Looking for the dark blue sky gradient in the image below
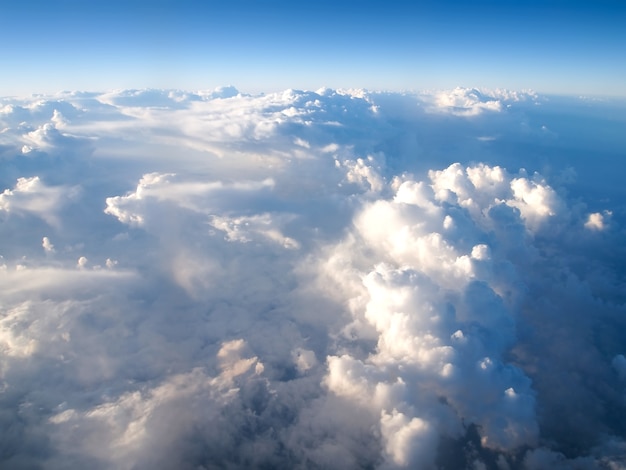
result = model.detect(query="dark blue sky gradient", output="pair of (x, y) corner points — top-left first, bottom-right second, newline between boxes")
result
(2, 0), (625, 95)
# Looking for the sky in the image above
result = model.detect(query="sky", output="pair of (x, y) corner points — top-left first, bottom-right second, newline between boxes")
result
(2, 1), (626, 469)
(2, 0), (625, 96)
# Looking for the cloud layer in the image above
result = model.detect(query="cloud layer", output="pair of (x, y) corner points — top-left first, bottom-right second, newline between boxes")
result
(1, 87), (625, 469)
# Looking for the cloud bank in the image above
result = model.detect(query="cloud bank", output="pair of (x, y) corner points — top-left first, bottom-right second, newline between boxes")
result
(1, 87), (625, 469)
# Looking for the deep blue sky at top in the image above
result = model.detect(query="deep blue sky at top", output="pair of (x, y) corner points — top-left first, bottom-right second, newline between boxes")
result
(2, 0), (625, 96)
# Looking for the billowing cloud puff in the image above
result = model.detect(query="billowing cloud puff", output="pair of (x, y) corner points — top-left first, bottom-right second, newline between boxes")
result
(423, 87), (538, 116)
(42, 236), (55, 253)
(0, 86), (625, 469)
(584, 210), (612, 231)
(0, 176), (79, 227)
(320, 163), (552, 467)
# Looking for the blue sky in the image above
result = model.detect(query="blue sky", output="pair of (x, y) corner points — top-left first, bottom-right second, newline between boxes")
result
(2, 0), (625, 96)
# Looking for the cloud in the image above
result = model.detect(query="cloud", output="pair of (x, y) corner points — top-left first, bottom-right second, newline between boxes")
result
(422, 87), (538, 116)
(0, 176), (79, 227)
(0, 86), (625, 469)
(42, 236), (55, 253)
(584, 210), (612, 231)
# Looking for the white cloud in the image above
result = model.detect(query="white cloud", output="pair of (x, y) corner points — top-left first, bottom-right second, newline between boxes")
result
(0, 87), (624, 469)
(584, 210), (612, 231)
(210, 213), (300, 249)
(422, 87), (538, 116)
(338, 155), (385, 193)
(42, 236), (55, 253)
(508, 176), (561, 229)
(380, 409), (438, 467)
(105, 172), (276, 227)
(0, 176), (79, 227)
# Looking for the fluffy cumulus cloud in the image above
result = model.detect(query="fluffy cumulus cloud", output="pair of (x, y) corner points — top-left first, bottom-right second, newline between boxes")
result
(0, 87), (625, 469)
